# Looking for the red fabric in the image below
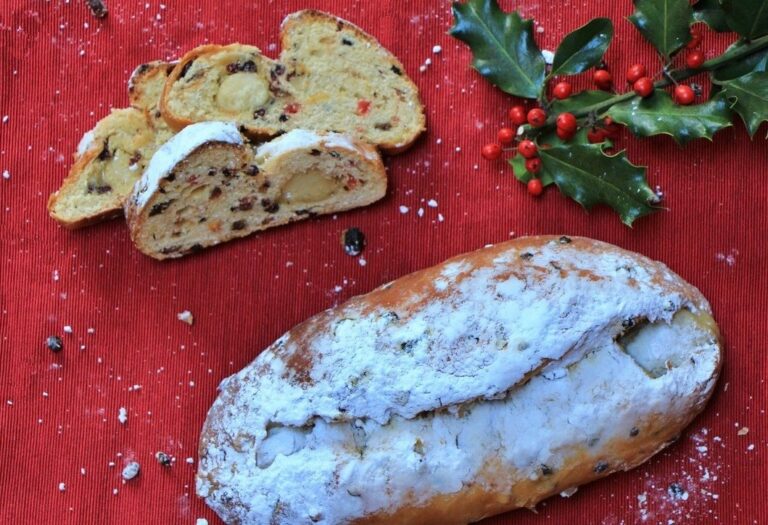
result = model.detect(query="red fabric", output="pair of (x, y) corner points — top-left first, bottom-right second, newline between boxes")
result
(1, 1), (766, 523)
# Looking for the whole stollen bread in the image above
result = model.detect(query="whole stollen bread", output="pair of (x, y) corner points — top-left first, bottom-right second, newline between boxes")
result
(197, 236), (722, 525)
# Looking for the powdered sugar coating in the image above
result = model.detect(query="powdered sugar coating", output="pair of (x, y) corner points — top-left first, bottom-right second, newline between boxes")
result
(197, 237), (721, 525)
(130, 121), (242, 209)
(255, 129), (377, 162)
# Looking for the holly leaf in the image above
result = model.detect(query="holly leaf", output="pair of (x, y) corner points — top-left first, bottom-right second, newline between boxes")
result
(720, 0), (768, 40)
(628, 0), (693, 60)
(693, 0), (730, 32)
(716, 72), (768, 137)
(551, 18), (614, 76)
(606, 90), (732, 144)
(551, 90), (613, 114)
(450, 0), (545, 98)
(538, 145), (659, 226)
(712, 42), (768, 81)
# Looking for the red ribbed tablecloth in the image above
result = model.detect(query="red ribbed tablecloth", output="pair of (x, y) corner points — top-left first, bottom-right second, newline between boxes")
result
(1, 1), (766, 523)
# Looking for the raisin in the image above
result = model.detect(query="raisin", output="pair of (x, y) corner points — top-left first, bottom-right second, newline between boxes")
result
(594, 461), (609, 473)
(134, 63), (150, 76)
(160, 245), (180, 255)
(164, 173), (175, 182)
(226, 60), (257, 74)
(622, 318), (635, 328)
(209, 187), (222, 199)
(629, 427), (640, 437)
(179, 59), (195, 79)
(254, 108), (266, 118)
(232, 220), (246, 231)
(520, 252), (534, 260)
(558, 236), (572, 244)
(246, 165), (259, 176)
(540, 464), (553, 476)
(85, 0), (108, 19)
(97, 141), (111, 161)
(149, 200), (174, 217)
(231, 198), (253, 212)
(310, 149), (321, 156)
(278, 114), (289, 122)
(222, 168), (234, 177)
(261, 199), (279, 213)
(374, 122), (392, 131)
(329, 151), (341, 159)
(87, 182), (112, 194)
(391, 65), (402, 76)
(188, 244), (204, 253)
(342, 227), (365, 256)
(128, 152), (142, 166)
(336, 20), (344, 31)
(342, 38), (354, 46)
(155, 451), (173, 467)
(207, 169), (216, 177)
(270, 64), (286, 80)
(46, 335), (63, 353)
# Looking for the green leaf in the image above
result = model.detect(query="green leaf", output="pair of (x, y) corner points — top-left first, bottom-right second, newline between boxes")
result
(551, 18), (614, 76)
(628, 0), (693, 60)
(509, 154), (555, 186)
(712, 42), (768, 81)
(606, 90), (732, 144)
(693, 0), (731, 32)
(721, 0), (768, 40)
(538, 145), (659, 226)
(450, 0), (545, 98)
(716, 72), (768, 136)
(551, 90), (614, 114)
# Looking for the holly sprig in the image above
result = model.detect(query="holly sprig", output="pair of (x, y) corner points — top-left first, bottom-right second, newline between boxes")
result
(450, 0), (768, 225)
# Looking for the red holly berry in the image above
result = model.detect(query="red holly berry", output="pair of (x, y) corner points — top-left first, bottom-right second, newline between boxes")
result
(633, 77), (654, 98)
(497, 127), (515, 144)
(587, 128), (607, 143)
(674, 84), (695, 105)
(556, 126), (575, 140)
(527, 178), (544, 197)
(481, 143), (502, 160)
(508, 105), (527, 126)
(686, 50), (705, 69)
(552, 81), (573, 100)
(603, 117), (621, 139)
(594, 69), (612, 90)
(626, 64), (647, 84)
(527, 108), (547, 127)
(687, 26), (702, 49)
(517, 139), (538, 159)
(525, 157), (542, 174)
(556, 112), (577, 133)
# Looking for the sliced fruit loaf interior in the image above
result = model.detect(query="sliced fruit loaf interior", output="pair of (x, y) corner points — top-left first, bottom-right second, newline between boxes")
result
(48, 61), (174, 228)
(160, 10), (425, 153)
(125, 122), (387, 260)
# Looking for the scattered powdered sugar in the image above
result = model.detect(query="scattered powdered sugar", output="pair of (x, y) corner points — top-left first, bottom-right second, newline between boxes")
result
(177, 310), (194, 325)
(714, 248), (738, 267)
(398, 205), (409, 214)
(58, 482), (66, 492)
(635, 427), (725, 523)
(2, 170), (9, 180)
(118, 407), (128, 425)
(121, 461), (141, 481)
(427, 199), (438, 208)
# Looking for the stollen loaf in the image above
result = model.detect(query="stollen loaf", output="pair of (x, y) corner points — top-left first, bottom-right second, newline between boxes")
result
(197, 236), (722, 525)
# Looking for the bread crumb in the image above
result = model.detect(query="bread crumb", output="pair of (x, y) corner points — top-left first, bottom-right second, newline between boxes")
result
(432, 45), (442, 54)
(112, 488), (118, 495)
(737, 426), (749, 436)
(185, 457), (194, 465)
(63, 325), (73, 334)
(196, 519), (209, 525)
(118, 407), (128, 424)
(358, 257), (367, 267)
(80, 468), (86, 475)
(58, 482), (66, 492)
(2, 170), (9, 180)
(437, 213), (445, 222)
(417, 208), (424, 217)
(177, 310), (194, 325)
(121, 461), (140, 481)
(87, 327), (95, 334)
(427, 199), (438, 208)
(2, 116), (8, 124)
(747, 443), (755, 451)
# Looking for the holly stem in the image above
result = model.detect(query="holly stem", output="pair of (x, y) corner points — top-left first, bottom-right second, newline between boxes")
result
(535, 33), (768, 130)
